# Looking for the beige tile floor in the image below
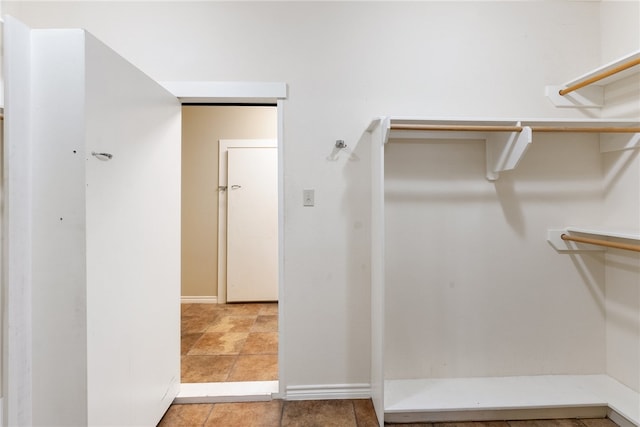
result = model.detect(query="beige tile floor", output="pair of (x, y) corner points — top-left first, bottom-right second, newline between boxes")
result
(181, 302), (278, 383)
(157, 399), (619, 427)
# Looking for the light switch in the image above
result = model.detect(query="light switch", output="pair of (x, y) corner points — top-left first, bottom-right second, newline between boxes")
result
(303, 189), (314, 207)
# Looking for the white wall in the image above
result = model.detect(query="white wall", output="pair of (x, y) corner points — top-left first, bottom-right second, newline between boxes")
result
(3, 0), (633, 391)
(385, 134), (607, 379)
(600, 0), (640, 393)
(385, 135), (605, 379)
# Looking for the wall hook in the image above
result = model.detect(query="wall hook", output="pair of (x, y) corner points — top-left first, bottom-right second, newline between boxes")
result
(335, 140), (347, 149)
(91, 152), (113, 161)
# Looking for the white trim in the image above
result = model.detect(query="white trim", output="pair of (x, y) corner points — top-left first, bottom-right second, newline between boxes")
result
(180, 296), (217, 304)
(217, 139), (278, 305)
(171, 86), (287, 397)
(175, 381), (278, 404)
(3, 17), (35, 426)
(285, 383), (371, 401)
(385, 407), (608, 424)
(609, 408), (638, 427)
(384, 375), (639, 426)
(160, 81), (287, 104)
(276, 99), (286, 399)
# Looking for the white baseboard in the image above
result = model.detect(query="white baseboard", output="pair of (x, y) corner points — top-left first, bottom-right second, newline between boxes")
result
(285, 383), (371, 401)
(181, 296), (217, 304)
(175, 381), (278, 404)
(609, 408), (637, 427)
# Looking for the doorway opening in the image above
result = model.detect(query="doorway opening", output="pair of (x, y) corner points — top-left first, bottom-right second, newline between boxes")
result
(179, 104), (281, 400)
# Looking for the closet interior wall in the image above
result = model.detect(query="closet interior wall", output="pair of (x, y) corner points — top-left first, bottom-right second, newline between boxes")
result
(385, 132), (606, 380)
(384, 0), (639, 406)
(600, 2), (640, 395)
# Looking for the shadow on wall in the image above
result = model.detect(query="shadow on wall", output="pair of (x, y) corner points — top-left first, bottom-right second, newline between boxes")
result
(604, 147), (639, 195)
(340, 127), (372, 381)
(383, 134), (605, 240)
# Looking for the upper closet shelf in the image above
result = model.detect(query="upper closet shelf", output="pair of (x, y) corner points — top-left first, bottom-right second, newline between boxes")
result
(368, 117), (640, 181)
(546, 50), (640, 108)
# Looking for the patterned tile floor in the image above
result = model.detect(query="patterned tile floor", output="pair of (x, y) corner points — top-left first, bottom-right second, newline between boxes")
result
(181, 302), (278, 382)
(157, 399), (619, 427)
(177, 307), (619, 427)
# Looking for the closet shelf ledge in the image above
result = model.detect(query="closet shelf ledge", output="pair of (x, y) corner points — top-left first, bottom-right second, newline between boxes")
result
(384, 375), (638, 425)
(548, 227), (640, 253)
(545, 49), (640, 108)
(565, 226), (640, 241)
(368, 117), (640, 181)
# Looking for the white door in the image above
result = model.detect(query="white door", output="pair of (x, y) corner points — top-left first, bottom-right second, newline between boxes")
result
(227, 147), (279, 302)
(4, 18), (181, 426)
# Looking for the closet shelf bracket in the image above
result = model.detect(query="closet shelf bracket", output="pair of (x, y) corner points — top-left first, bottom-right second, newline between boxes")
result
(486, 124), (532, 181)
(370, 117), (534, 181)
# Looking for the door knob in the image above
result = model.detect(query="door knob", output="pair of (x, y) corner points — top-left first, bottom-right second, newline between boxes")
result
(231, 185), (242, 190)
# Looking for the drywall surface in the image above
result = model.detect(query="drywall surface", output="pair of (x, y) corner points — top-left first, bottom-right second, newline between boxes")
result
(600, 0), (640, 393)
(384, 135), (607, 379)
(600, 0), (640, 64)
(182, 106), (276, 298)
(600, 0), (640, 120)
(4, 0), (616, 388)
(602, 146), (640, 393)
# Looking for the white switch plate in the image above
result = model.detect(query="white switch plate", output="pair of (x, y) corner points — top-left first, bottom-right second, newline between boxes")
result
(303, 189), (314, 207)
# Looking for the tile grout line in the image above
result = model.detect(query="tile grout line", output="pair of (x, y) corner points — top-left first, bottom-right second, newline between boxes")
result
(200, 403), (216, 427)
(350, 400), (360, 427)
(279, 400), (286, 427)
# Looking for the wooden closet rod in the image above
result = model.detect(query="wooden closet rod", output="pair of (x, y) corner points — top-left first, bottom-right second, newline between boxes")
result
(559, 57), (640, 96)
(531, 126), (640, 133)
(561, 233), (640, 253)
(391, 124), (522, 132)
(390, 124), (640, 133)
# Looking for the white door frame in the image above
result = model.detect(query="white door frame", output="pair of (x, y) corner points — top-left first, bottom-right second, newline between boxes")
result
(218, 139), (278, 305)
(162, 81), (287, 399)
(2, 78), (288, 423)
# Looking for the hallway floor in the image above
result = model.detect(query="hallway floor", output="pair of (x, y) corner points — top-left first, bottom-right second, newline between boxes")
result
(157, 399), (618, 427)
(181, 302), (278, 382)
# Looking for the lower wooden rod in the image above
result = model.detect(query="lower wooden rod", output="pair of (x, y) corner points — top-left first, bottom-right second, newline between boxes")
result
(559, 57), (640, 96)
(561, 233), (640, 253)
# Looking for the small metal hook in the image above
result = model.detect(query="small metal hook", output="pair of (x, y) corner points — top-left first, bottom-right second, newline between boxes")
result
(91, 152), (113, 161)
(335, 140), (347, 149)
